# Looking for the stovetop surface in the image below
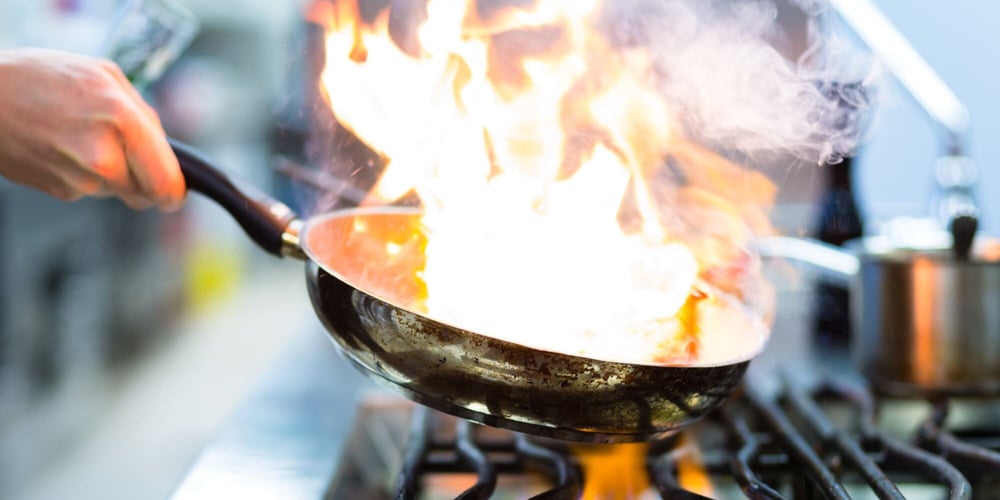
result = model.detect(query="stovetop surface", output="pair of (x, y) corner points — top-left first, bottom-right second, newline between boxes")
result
(170, 330), (378, 499)
(169, 277), (1000, 499)
(328, 381), (1000, 499)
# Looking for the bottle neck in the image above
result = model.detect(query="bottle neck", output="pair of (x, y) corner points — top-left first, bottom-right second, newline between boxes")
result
(826, 157), (854, 191)
(816, 155), (863, 246)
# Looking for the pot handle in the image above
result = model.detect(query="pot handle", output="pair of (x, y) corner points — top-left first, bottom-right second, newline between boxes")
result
(170, 139), (305, 259)
(753, 236), (859, 286)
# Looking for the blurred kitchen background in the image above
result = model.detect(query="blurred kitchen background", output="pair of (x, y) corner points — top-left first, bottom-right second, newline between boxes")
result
(0, 0), (998, 499)
(0, 1), (317, 499)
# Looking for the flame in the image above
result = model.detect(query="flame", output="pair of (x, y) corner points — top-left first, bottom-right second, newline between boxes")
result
(575, 443), (652, 499)
(311, 0), (774, 365)
(675, 432), (715, 497)
(573, 434), (714, 499)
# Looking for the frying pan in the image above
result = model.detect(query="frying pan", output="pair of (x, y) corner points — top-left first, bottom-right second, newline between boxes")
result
(171, 139), (753, 443)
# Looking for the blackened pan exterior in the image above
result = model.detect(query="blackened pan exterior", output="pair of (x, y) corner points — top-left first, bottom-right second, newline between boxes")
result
(305, 256), (748, 443)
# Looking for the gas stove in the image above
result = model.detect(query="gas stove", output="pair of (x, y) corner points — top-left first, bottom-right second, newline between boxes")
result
(328, 375), (1000, 498)
(170, 279), (1000, 499)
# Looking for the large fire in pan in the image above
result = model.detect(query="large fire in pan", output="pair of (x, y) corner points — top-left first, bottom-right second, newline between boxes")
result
(307, 0), (867, 366)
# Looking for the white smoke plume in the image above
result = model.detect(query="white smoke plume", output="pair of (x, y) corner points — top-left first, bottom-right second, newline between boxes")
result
(605, 0), (878, 164)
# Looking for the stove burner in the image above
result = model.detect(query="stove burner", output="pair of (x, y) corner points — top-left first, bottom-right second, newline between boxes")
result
(396, 407), (581, 499)
(917, 399), (1000, 485)
(737, 378), (970, 499)
(329, 372), (1000, 499)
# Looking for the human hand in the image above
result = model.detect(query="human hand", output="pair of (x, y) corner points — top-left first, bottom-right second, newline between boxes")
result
(0, 48), (184, 210)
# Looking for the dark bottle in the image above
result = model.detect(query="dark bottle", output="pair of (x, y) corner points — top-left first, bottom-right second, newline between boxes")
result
(812, 156), (863, 345)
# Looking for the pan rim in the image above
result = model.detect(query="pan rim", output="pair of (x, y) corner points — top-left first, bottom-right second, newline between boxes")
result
(300, 206), (766, 369)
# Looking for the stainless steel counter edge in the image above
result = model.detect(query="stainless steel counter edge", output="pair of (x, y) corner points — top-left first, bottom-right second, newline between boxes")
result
(170, 327), (377, 499)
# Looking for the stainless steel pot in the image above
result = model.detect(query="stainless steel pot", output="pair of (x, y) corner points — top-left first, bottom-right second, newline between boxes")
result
(757, 218), (1000, 396)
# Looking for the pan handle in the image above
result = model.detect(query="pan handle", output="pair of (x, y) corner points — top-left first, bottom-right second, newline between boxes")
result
(753, 236), (859, 288)
(169, 138), (305, 259)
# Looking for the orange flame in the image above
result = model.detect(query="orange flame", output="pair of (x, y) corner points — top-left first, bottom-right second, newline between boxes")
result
(311, 0), (773, 365)
(675, 432), (716, 497)
(575, 443), (652, 499)
(574, 434), (714, 499)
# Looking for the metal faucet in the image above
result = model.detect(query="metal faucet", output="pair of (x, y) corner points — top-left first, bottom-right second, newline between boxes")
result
(828, 0), (978, 225)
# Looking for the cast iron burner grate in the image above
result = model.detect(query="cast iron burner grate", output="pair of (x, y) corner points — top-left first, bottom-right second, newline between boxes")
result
(328, 375), (1000, 499)
(395, 408), (581, 499)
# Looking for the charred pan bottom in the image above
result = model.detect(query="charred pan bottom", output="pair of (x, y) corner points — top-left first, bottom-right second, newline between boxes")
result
(306, 261), (749, 443)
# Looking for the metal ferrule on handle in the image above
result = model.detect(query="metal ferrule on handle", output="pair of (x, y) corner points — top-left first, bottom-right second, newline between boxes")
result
(169, 139), (306, 259)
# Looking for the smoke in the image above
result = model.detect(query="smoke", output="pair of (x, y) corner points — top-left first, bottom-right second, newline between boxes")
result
(605, 0), (878, 164)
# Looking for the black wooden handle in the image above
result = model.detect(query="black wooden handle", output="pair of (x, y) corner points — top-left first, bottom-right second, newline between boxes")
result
(170, 138), (298, 257)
